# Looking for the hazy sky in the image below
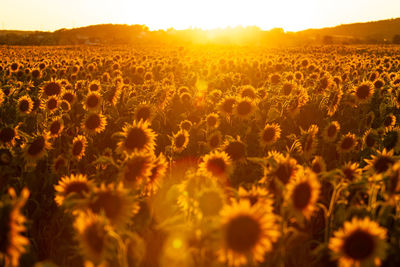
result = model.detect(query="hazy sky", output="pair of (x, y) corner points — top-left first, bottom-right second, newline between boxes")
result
(1, 0), (399, 32)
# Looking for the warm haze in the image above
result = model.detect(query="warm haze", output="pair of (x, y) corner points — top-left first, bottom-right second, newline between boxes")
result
(1, 0), (400, 32)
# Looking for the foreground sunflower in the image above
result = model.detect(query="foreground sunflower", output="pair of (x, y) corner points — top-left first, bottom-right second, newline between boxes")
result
(285, 167), (321, 220)
(117, 120), (157, 155)
(259, 123), (281, 147)
(118, 152), (155, 189)
(218, 199), (280, 266)
(329, 217), (387, 267)
(198, 150), (232, 180)
(74, 212), (112, 265)
(82, 112), (107, 135)
(0, 187), (30, 267)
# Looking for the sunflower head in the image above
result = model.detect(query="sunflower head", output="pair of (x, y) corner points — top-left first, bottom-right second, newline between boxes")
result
(22, 133), (51, 165)
(337, 132), (358, 154)
(234, 97), (256, 119)
(42, 79), (63, 97)
(354, 81), (374, 103)
(54, 173), (94, 206)
(82, 112), (107, 135)
(329, 217), (387, 267)
(172, 129), (189, 153)
(117, 120), (157, 155)
(260, 123), (281, 147)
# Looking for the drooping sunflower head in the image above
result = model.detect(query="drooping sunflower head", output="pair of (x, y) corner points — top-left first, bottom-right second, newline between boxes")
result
(238, 185), (273, 210)
(207, 131), (222, 150)
(0, 126), (18, 147)
(218, 96), (237, 116)
(145, 153), (168, 196)
(329, 217), (387, 267)
(222, 137), (246, 163)
(82, 112), (107, 135)
(301, 124), (319, 159)
(117, 120), (157, 155)
(134, 102), (153, 122)
(341, 161), (362, 182)
(71, 135), (87, 161)
(311, 156), (327, 174)
(218, 199), (280, 266)
(382, 113), (396, 131)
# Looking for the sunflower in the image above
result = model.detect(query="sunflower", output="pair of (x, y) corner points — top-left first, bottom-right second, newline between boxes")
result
(385, 161), (400, 198)
(238, 185), (273, 209)
(73, 211), (111, 265)
(323, 121), (341, 142)
(43, 96), (59, 113)
(0, 148), (13, 166)
(117, 120), (157, 155)
(337, 133), (358, 154)
(329, 217), (387, 267)
(264, 151), (299, 186)
(362, 129), (378, 149)
(285, 167), (321, 220)
(341, 162), (362, 182)
(0, 187), (30, 267)
(205, 113), (220, 129)
(383, 127), (400, 153)
(88, 80), (101, 92)
(218, 199), (280, 266)
(353, 81), (374, 103)
(48, 118), (64, 138)
(234, 97), (256, 119)
(222, 137), (246, 163)
(84, 91), (102, 111)
(198, 150), (232, 180)
(51, 155), (67, 174)
(145, 153), (168, 196)
(207, 131), (222, 150)
(54, 173), (94, 206)
(259, 123), (281, 147)
(22, 133), (51, 165)
(87, 183), (138, 226)
(41, 79), (63, 97)
(82, 112), (107, 135)
(0, 126), (19, 147)
(382, 113), (396, 131)
(17, 95), (33, 115)
(218, 96), (237, 116)
(71, 135), (87, 160)
(196, 186), (226, 219)
(119, 152), (155, 189)
(364, 149), (395, 176)
(311, 156), (327, 174)
(172, 129), (189, 153)
(179, 120), (192, 131)
(301, 125), (319, 159)
(239, 85), (257, 99)
(325, 87), (343, 116)
(134, 102), (153, 122)
(61, 90), (77, 105)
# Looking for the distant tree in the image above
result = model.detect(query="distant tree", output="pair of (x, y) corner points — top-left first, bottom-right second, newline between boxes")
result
(393, 34), (400, 44)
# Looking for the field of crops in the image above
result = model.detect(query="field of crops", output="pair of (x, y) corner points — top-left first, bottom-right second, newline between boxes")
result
(1, 45), (400, 267)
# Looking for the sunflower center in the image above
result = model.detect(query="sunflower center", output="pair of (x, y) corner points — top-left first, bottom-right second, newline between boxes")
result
(0, 127), (15, 143)
(263, 127), (276, 143)
(125, 128), (147, 151)
(136, 107), (151, 121)
(47, 98), (58, 110)
(50, 121), (61, 135)
(87, 95), (99, 108)
(327, 125), (337, 138)
(343, 230), (375, 260)
(292, 182), (312, 210)
(64, 182), (89, 197)
(365, 134), (376, 147)
(341, 137), (355, 151)
(62, 92), (74, 103)
(206, 157), (226, 176)
(226, 215), (261, 253)
(83, 223), (105, 255)
(72, 141), (84, 156)
(237, 101), (252, 116)
(207, 116), (217, 127)
(19, 100), (30, 112)
(274, 163), (293, 184)
(222, 99), (235, 114)
(224, 142), (245, 161)
(174, 134), (186, 149)
(373, 156), (394, 174)
(312, 162), (322, 174)
(44, 82), (61, 96)
(209, 135), (220, 148)
(85, 114), (101, 130)
(356, 84), (371, 99)
(28, 136), (45, 156)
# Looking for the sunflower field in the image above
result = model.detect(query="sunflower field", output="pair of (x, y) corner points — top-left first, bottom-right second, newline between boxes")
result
(1, 45), (400, 267)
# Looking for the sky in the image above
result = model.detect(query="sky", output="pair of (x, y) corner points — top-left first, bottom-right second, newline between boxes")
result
(1, 0), (399, 32)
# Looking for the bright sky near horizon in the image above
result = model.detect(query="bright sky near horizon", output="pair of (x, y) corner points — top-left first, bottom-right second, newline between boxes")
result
(1, 0), (399, 32)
